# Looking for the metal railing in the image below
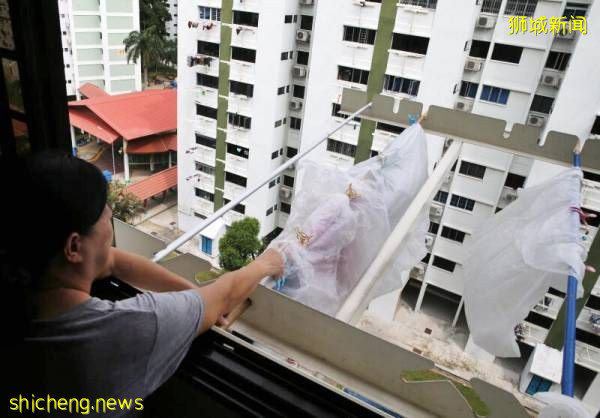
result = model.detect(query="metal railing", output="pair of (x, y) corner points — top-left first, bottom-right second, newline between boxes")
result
(151, 101), (373, 262)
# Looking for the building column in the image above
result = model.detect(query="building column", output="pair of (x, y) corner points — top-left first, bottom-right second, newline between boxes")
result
(452, 298), (464, 328)
(123, 139), (130, 182)
(415, 281), (427, 312)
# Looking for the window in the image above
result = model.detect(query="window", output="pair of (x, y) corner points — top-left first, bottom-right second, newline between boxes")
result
(421, 253), (431, 264)
(297, 50), (309, 65)
(337, 66), (370, 85)
(269, 179), (277, 188)
(459, 161), (486, 179)
(271, 150), (279, 159)
(293, 15), (298, 22)
(300, 15), (313, 30)
(281, 202), (291, 214)
(225, 171), (247, 187)
(545, 51), (571, 71)
(228, 112), (252, 129)
(398, 0), (437, 9)
(196, 104), (218, 119)
(195, 212), (207, 219)
(281, 51), (288, 60)
(274, 119), (282, 128)
(286, 85), (290, 93)
(491, 43), (523, 64)
(428, 222), (439, 234)
(563, 3), (587, 20)
(332, 103), (361, 122)
(230, 80), (254, 97)
(391, 33), (429, 55)
(371, 150), (379, 158)
(195, 161), (215, 175)
(481, 0), (502, 14)
(469, 40), (490, 58)
(283, 175), (295, 187)
(530, 95), (554, 114)
(504, 0), (538, 17)
(197, 73), (219, 89)
(505, 173), (526, 189)
(432, 255), (457, 272)
(450, 194), (475, 211)
(284, 14), (293, 23)
(480, 85), (510, 105)
(293, 84), (305, 99)
(233, 10), (259, 27)
(231, 46), (256, 63)
(383, 74), (420, 96)
(287, 147), (298, 158)
(376, 122), (405, 135)
(196, 133), (216, 149)
(343, 25), (376, 45)
(459, 81), (478, 99)
(201, 236), (213, 255)
(289, 51), (293, 59)
(592, 116), (600, 136)
(290, 117), (301, 130)
(226, 143), (249, 159)
(441, 226), (466, 243)
(197, 41), (220, 58)
(433, 190), (448, 204)
(199, 6), (221, 21)
(266, 207), (274, 216)
(277, 86), (285, 95)
(195, 188), (214, 202)
(223, 198), (246, 214)
(327, 138), (356, 158)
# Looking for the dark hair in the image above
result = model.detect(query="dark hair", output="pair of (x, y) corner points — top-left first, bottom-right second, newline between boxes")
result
(0, 151), (107, 341)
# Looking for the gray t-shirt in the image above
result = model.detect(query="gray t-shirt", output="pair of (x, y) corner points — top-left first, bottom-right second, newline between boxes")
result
(24, 289), (204, 416)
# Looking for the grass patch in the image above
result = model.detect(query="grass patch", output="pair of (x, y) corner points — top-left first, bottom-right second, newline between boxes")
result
(195, 269), (223, 284)
(401, 371), (490, 417)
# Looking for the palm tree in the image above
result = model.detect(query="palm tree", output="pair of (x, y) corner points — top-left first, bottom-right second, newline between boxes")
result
(124, 25), (165, 87)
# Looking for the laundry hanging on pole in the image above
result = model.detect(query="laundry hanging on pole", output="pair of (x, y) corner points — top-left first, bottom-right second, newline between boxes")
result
(267, 123), (429, 315)
(462, 168), (587, 357)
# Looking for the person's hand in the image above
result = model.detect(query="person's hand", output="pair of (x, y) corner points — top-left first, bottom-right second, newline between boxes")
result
(255, 248), (285, 278)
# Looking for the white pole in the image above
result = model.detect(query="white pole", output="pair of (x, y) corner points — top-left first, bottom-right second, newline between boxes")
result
(111, 142), (116, 175)
(152, 102), (373, 262)
(335, 140), (463, 324)
(123, 140), (130, 182)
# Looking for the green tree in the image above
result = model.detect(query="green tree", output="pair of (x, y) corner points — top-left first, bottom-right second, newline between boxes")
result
(124, 26), (165, 86)
(140, 0), (171, 35)
(107, 181), (144, 223)
(218, 218), (262, 271)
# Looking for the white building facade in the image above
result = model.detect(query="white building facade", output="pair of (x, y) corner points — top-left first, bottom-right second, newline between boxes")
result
(178, 0), (600, 411)
(166, 0), (178, 40)
(58, 0), (142, 97)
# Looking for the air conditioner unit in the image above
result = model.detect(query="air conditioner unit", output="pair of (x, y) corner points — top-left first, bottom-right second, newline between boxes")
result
(476, 16), (496, 29)
(425, 235), (434, 249)
(557, 30), (575, 39)
(292, 65), (307, 78)
(296, 29), (311, 42)
(541, 73), (561, 88)
(289, 98), (303, 110)
(464, 59), (482, 72)
(279, 188), (293, 199)
(455, 100), (472, 112)
(505, 188), (518, 202)
(429, 205), (443, 218)
(299, 0), (314, 4)
(527, 113), (546, 127)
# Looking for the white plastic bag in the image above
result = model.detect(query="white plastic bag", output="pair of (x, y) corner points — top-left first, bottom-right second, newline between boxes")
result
(267, 123), (429, 315)
(536, 393), (593, 418)
(463, 168), (587, 357)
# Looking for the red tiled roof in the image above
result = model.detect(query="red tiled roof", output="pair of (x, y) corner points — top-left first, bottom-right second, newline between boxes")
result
(69, 107), (120, 144)
(69, 89), (176, 140)
(127, 133), (177, 154)
(79, 83), (109, 99)
(125, 166), (177, 201)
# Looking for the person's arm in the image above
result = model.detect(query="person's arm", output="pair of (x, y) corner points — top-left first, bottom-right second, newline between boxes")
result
(196, 248), (283, 334)
(106, 248), (197, 292)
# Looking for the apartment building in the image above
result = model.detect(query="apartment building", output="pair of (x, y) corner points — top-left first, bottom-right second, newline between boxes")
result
(57, 0), (142, 98)
(178, 0), (600, 410)
(166, 0), (178, 39)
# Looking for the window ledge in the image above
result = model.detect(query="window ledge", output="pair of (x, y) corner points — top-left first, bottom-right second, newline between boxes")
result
(388, 49), (426, 58)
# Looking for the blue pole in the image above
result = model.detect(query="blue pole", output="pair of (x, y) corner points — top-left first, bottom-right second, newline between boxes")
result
(561, 152), (582, 396)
